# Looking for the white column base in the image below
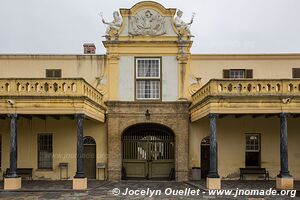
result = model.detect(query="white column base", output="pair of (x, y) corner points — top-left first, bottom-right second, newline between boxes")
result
(72, 177), (87, 190)
(276, 177), (294, 190)
(4, 177), (21, 190)
(206, 177), (221, 189)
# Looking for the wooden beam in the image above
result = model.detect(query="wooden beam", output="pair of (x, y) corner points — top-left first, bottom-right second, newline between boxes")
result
(235, 114), (247, 118)
(48, 115), (60, 120)
(292, 114), (300, 118)
(252, 114), (264, 118)
(66, 115), (75, 120)
(35, 115), (46, 120)
(21, 115), (32, 120)
(219, 114), (229, 119)
(265, 114), (278, 118)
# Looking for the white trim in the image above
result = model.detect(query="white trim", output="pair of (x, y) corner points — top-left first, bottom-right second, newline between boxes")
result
(136, 58), (161, 79)
(135, 58), (161, 100)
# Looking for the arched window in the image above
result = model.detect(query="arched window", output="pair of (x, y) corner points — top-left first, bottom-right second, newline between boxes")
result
(83, 136), (96, 145)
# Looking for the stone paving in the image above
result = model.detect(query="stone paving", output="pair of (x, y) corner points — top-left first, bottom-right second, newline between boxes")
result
(0, 180), (298, 199)
(189, 180), (300, 190)
(0, 180), (105, 191)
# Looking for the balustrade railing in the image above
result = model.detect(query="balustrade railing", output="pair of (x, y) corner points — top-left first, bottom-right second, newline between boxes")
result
(0, 78), (104, 106)
(192, 79), (300, 105)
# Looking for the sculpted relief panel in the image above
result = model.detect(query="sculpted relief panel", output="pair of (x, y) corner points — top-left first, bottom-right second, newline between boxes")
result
(128, 9), (166, 36)
(100, 6), (195, 38)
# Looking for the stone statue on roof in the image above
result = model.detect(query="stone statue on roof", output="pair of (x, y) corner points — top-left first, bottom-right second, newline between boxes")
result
(174, 9), (195, 36)
(100, 11), (122, 37)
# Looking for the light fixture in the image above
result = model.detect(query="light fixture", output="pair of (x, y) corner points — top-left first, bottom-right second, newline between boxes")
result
(145, 109), (150, 120)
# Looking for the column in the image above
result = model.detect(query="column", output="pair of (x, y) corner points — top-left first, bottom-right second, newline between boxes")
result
(276, 113), (293, 189)
(73, 114), (87, 190)
(206, 113), (221, 189)
(107, 54), (119, 100)
(4, 114), (21, 190)
(177, 46), (189, 100)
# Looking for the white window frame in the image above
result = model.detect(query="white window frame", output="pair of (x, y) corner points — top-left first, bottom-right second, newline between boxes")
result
(135, 58), (161, 100)
(245, 133), (260, 152)
(229, 69), (245, 79)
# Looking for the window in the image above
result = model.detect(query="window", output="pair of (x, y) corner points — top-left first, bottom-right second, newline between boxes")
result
(246, 134), (260, 152)
(135, 58), (161, 100)
(38, 134), (53, 169)
(46, 69), (62, 78)
(292, 68), (300, 78)
(245, 134), (260, 167)
(223, 69), (253, 79)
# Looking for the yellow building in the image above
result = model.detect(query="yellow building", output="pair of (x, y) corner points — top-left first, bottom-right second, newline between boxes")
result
(0, 1), (299, 190)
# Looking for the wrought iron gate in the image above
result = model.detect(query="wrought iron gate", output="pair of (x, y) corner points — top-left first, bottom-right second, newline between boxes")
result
(122, 123), (175, 179)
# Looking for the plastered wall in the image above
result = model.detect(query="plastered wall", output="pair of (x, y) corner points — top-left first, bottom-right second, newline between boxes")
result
(190, 56), (300, 86)
(0, 117), (106, 180)
(118, 56), (178, 101)
(189, 116), (300, 180)
(0, 55), (105, 87)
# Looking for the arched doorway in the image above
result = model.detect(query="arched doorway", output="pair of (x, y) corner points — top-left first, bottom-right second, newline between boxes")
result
(122, 123), (175, 180)
(201, 136), (210, 178)
(83, 136), (96, 179)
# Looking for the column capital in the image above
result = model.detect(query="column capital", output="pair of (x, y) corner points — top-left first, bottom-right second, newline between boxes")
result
(75, 113), (84, 120)
(280, 112), (291, 118)
(209, 113), (219, 119)
(7, 114), (17, 118)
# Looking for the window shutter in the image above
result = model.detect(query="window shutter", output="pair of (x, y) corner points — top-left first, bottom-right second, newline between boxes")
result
(46, 69), (61, 78)
(292, 68), (300, 78)
(223, 69), (230, 78)
(54, 70), (62, 78)
(245, 69), (253, 78)
(46, 70), (52, 78)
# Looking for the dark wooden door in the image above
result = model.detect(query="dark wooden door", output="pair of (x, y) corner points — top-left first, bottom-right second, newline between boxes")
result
(83, 145), (96, 179)
(201, 145), (210, 178)
(245, 152), (260, 167)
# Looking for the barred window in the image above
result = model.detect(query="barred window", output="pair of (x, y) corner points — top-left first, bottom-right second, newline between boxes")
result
(136, 58), (161, 100)
(38, 134), (53, 169)
(245, 134), (260, 152)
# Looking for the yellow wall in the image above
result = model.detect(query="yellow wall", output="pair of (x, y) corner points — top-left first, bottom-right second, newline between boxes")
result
(190, 55), (300, 86)
(2, 54), (300, 101)
(190, 116), (300, 180)
(0, 55), (105, 87)
(0, 117), (107, 180)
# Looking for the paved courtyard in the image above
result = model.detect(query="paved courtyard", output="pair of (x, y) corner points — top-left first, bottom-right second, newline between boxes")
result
(0, 180), (298, 199)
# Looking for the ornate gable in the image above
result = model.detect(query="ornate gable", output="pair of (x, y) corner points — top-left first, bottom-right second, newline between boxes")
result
(119, 1), (178, 37)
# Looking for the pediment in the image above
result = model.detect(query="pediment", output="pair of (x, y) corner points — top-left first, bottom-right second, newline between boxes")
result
(118, 1), (178, 37)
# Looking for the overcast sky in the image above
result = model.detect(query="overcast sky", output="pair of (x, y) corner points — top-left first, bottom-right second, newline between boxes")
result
(0, 0), (300, 54)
